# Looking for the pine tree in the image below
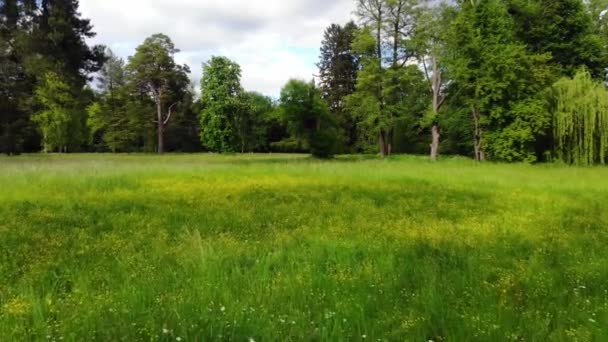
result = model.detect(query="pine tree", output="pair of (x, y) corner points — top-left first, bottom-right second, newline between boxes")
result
(317, 21), (359, 151)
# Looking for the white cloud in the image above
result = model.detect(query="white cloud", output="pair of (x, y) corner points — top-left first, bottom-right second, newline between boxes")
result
(80, 0), (356, 96)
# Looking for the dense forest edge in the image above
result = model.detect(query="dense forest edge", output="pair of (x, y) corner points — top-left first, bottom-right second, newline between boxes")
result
(2, 0), (608, 165)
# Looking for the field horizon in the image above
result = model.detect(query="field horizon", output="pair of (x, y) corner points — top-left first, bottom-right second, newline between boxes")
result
(1, 154), (607, 341)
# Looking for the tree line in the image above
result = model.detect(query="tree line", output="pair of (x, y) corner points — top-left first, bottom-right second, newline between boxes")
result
(2, 0), (608, 164)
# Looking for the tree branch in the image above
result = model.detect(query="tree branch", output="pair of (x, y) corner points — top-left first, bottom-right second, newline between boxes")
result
(421, 57), (433, 92)
(163, 103), (178, 126)
(438, 95), (447, 111)
(147, 83), (159, 99)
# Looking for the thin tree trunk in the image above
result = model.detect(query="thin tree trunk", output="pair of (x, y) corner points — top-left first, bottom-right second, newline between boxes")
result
(157, 99), (164, 154)
(431, 124), (440, 161)
(430, 56), (442, 161)
(391, 2), (402, 68)
(472, 107), (485, 161)
(376, 3), (383, 63)
(392, 23), (399, 67)
(379, 130), (387, 156)
(387, 128), (393, 156)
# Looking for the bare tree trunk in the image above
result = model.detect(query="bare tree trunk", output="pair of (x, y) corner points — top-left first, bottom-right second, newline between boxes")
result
(429, 56), (442, 161)
(157, 99), (164, 154)
(472, 107), (485, 161)
(392, 22), (399, 67)
(379, 130), (388, 156)
(431, 124), (440, 161)
(391, 1), (402, 68)
(387, 128), (393, 156)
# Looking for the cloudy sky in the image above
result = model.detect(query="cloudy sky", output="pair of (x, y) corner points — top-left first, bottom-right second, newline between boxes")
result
(80, 0), (356, 97)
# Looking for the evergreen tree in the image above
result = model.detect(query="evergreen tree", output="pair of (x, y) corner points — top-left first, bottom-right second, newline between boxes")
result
(0, 0), (37, 154)
(87, 49), (146, 152)
(317, 22), (360, 151)
(1, 0), (104, 154)
(126, 33), (190, 154)
(27, 0), (105, 86)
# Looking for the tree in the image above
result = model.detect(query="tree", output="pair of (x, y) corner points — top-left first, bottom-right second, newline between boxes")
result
(352, 0), (424, 155)
(386, 0), (419, 67)
(317, 21), (360, 151)
(0, 0), (27, 154)
(355, 0), (386, 63)
(126, 33), (190, 154)
(1, 0), (104, 154)
(165, 84), (202, 153)
(445, 0), (553, 162)
(415, 2), (454, 161)
(279, 79), (337, 158)
(32, 72), (86, 152)
(239, 92), (275, 152)
(506, 0), (606, 78)
(26, 0), (105, 87)
(199, 56), (246, 152)
(551, 69), (608, 165)
(87, 49), (146, 152)
(346, 25), (428, 155)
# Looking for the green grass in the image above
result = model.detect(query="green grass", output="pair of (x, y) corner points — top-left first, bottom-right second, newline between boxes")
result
(1, 154), (607, 341)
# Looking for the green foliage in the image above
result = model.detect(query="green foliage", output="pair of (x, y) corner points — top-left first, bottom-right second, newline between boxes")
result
(551, 69), (608, 165)
(446, 0), (554, 162)
(24, 0), (105, 87)
(199, 56), (246, 152)
(237, 92), (277, 152)
(127, 33), (190, 153)
(270, 137), (309, 153)
(87, 50), (146, 152)
(349, 0), (432, 156)
(164, 90), (202, 153)
(506, 0), (606, 78)
(280, 79), (338, 158)
(1, 0), (103, 154)
(2, 154), (608, 340)
(126, 34), (187, 94)
(346, 26), (430, 155)
(3, 0), (608, 162)
(317, 21), (360, 151)
(32, 72), (87, 152)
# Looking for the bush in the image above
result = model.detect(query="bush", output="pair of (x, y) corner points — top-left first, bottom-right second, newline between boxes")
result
(310, 128), (338, 159)
(270, 137), (308, 153)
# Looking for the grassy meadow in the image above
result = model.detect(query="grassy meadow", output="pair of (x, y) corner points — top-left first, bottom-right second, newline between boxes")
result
(1, 154), (607, 341)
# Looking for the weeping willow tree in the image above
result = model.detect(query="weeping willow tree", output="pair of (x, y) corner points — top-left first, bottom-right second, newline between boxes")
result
(552, 70), (608, 165)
